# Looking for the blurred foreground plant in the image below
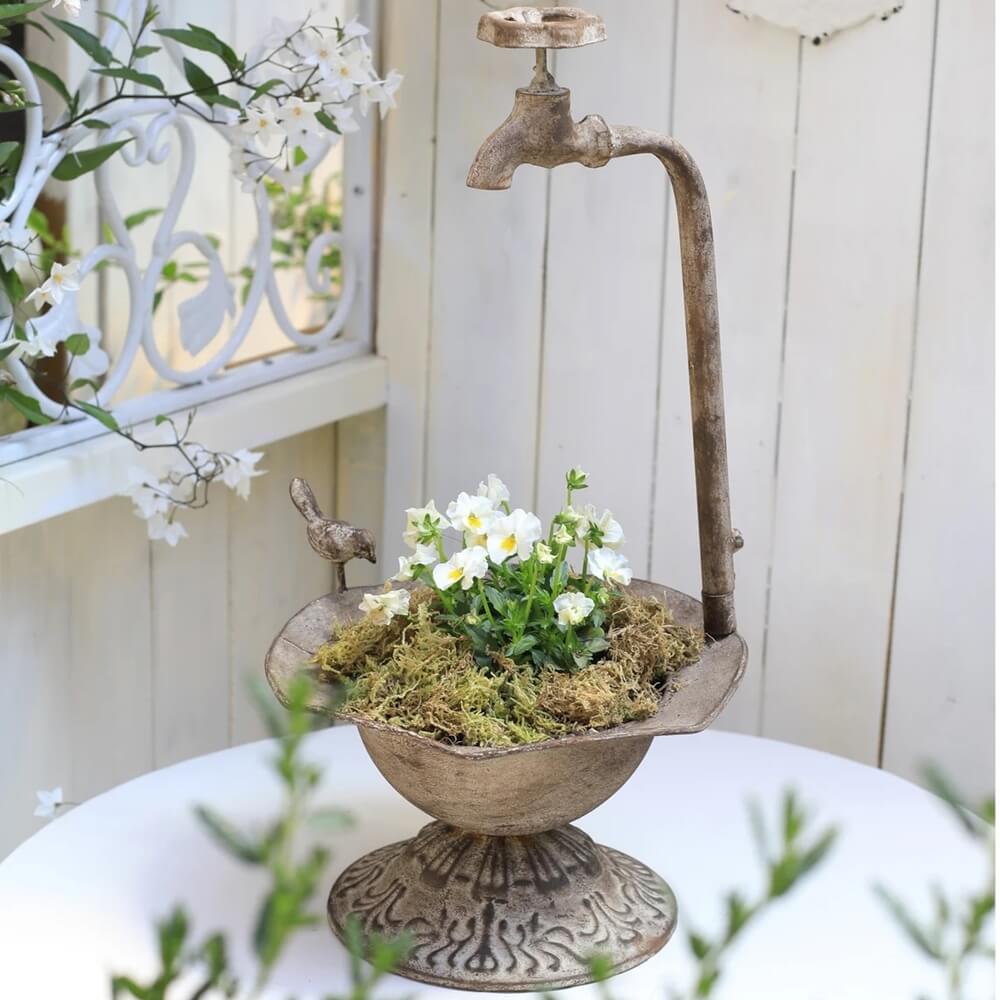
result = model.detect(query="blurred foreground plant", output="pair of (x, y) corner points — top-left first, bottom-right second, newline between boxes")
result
(110, 674), (411, 1000)
(875, 766), (995, 1000)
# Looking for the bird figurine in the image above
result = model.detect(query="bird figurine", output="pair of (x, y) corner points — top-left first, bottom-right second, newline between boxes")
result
(289, 477), (376, 592)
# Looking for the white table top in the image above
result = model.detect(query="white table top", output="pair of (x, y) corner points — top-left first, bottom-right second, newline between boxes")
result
(0, 729), (989, 999)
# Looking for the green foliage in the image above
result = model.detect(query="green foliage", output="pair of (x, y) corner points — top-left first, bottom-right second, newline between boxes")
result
(52, 138), (132, 181)
(875, 766), (994, 1000)
(111, 674), (411, 999)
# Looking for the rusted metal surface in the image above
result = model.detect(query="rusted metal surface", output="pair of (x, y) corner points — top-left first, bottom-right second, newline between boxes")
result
(477, 6), (607, 49)
(288, 477), (375, 592)
(467, 13), (740, 640)
(328, 820), (676, 993)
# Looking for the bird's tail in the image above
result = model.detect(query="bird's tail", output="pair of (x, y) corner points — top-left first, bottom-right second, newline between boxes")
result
(289, 477), (323, 523)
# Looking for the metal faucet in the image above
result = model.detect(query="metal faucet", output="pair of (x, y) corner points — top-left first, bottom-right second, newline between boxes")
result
(468, 6), (740, 640)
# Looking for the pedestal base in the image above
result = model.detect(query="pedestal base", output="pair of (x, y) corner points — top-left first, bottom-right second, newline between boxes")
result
(328, 820), (677, 993)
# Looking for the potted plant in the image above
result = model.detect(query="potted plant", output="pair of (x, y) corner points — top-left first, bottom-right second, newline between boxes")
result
(266, 468), (747, 992)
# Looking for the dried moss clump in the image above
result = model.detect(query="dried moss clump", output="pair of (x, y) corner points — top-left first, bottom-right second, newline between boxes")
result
(313, 590), (704, 748)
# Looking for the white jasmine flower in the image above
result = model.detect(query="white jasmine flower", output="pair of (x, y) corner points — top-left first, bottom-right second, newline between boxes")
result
(147, 513), (188, 546)
(394, 543), (437, 581)
(403, 500), (446, 548)
(50, 0), (81, 17)
(432, 545), (488, 591)
(34, 786), (63, 820)
(588, 547), (633, 587)
(446, 491), (496, 537)
(17, 321), (61, 359)
(477, 473), (510, 509)
(324, 45), (375, 100)
(358, 70), (403, 118)
(221, 448), (265, 500)
(263, 15), (305, 48)
(276, 96), (323, 136)
(241, 105), (283, 144)
(341, 16), (369, 39)
(325, 104), (360, 133)
(552, 523), (573, 546)
(0, 220), (31, 270)
(576, 504), (625, 548)
(553, 592), (595, 627)
(487, 508), (543, 564)
(359, 588), (410, 624)
(535, 541), (554, 565)
(25, 261), (80, 308)
(123, 467), (170, 521)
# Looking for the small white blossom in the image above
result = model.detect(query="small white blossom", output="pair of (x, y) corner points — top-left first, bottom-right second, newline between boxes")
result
(341, 17), (369, 40)
(241, 105), (283, 145)
(263, 15), (305, 48)
(476, 473), (510, 509)
(393, 543), (437, 581)
(432, 545), (488, 591)
(147, 513), (188, 546)
(324, 44), (375, 100)
(300, 32), (344, 82)
(276, 96), (323, 136)
(359, 588), (410, 624)
(34, 786), (64, 820)
(576, 504), (625, 548)
(25, 261), (80, 309)
(50, 0), (81, 17)
(123, 467), (170, 521)
(553, 592), (595, 627)
(552, 523), (573, 546)
(588, 547), (633, 586)
(0, 220), (31, 270)
(16, 321), (62, 360)
(487, 508), (543, 564)
(403, 500), (446, 548)
(358, 70), (403, 118)
(535, 541), (554, 565)
(221, 448), (265, 500)
(446, 491), (496, 539)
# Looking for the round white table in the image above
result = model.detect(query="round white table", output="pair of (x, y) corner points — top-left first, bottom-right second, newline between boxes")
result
(0, 729), (989, 999)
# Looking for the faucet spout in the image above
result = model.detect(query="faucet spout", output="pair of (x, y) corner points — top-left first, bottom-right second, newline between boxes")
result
(466, 86), (612, 190)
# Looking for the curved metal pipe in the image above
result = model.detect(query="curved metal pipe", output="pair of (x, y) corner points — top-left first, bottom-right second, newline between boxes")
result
(608, 126), (737, 638)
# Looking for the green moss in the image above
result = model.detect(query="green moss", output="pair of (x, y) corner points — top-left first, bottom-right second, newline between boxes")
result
(313, 590), (703, 748)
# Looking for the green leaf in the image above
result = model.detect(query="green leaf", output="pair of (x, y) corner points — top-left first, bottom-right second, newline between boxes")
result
(94, 66), (166, 92)
(181, 56), (216, 95)
(133, 44), (161, 59)
(250, 77), (285, 101)
(0, 386), (54, 425)
(202, 92), (240, 110)
(26, 59), (73, 105)
(123, 206), (162, 230)
(68, 376), (99, 393)
(194, 805), (266, 864)
(507, 635), (537, 658)
(82, 118), (111, 130)
(0, 139), (19, 170)
(688, 930), (711, 960)
(315, 109), (341, 133)
(63, 332), (90, 356)
(45, 14), (113, 67)
(0, 2), (49, 22)
(52, 139), (130, 181)
(874, 884), (944, 959)
(74, 399), (119, 430)
(155, 25), (240, 73)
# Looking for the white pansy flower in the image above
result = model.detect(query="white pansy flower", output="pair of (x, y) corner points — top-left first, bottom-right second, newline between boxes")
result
(535, 541), (554, 565)
(476, 473), (510, 509)
(34, 786), (64, 820)
(446, 491), (495, 538)
(575, 504), (625, 548)
(146, 513), (188, 547)
(25, 261), (80, 309)
(276, 96), (323, 136)
(359, 588), (410, 625)
(403, 500), (446, 548)
(486, 508), (543, 564)
(587, 547), (633, 587)
(432, 545), (488, 591)
(394, 543), (437, 581)
(50, 0), (81, 17)
(553, 592), (595, 627)
(221, 448), (265, 500)
(552, 523), (573, 546)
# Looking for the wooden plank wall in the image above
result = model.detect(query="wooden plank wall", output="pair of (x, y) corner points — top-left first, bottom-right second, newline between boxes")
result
(379, 0), (994, 799)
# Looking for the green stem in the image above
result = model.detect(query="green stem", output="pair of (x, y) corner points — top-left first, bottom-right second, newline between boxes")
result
(519, 557), (540, 639)
(478, 579), (495, 624)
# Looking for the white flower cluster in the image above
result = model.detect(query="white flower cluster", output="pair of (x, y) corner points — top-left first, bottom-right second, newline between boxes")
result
(359, 471), (635, 629)
(122, 444), (264, 546)
(230, 17), (402, 192)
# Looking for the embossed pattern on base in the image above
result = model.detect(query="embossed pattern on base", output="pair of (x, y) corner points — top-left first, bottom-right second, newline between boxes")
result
(328, 821), (677, 993)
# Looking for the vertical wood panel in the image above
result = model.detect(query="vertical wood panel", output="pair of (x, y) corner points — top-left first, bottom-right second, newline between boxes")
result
(379, 0), (440, 541)
(536, 3), (674, 542)
(882, 0), (994, 800)
(336, 408), (386, 586)
(652, 6), (800, 733)
(425, 0), (549, 503)
(761, 6), (938, 762)
(228, 428), (337, 745)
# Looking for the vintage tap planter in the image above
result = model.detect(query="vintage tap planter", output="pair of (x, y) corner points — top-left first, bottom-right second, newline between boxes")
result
(265, 6), (747, 993)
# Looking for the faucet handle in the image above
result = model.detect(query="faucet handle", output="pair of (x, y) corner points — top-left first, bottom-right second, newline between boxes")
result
(477, 6), (606, 49)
